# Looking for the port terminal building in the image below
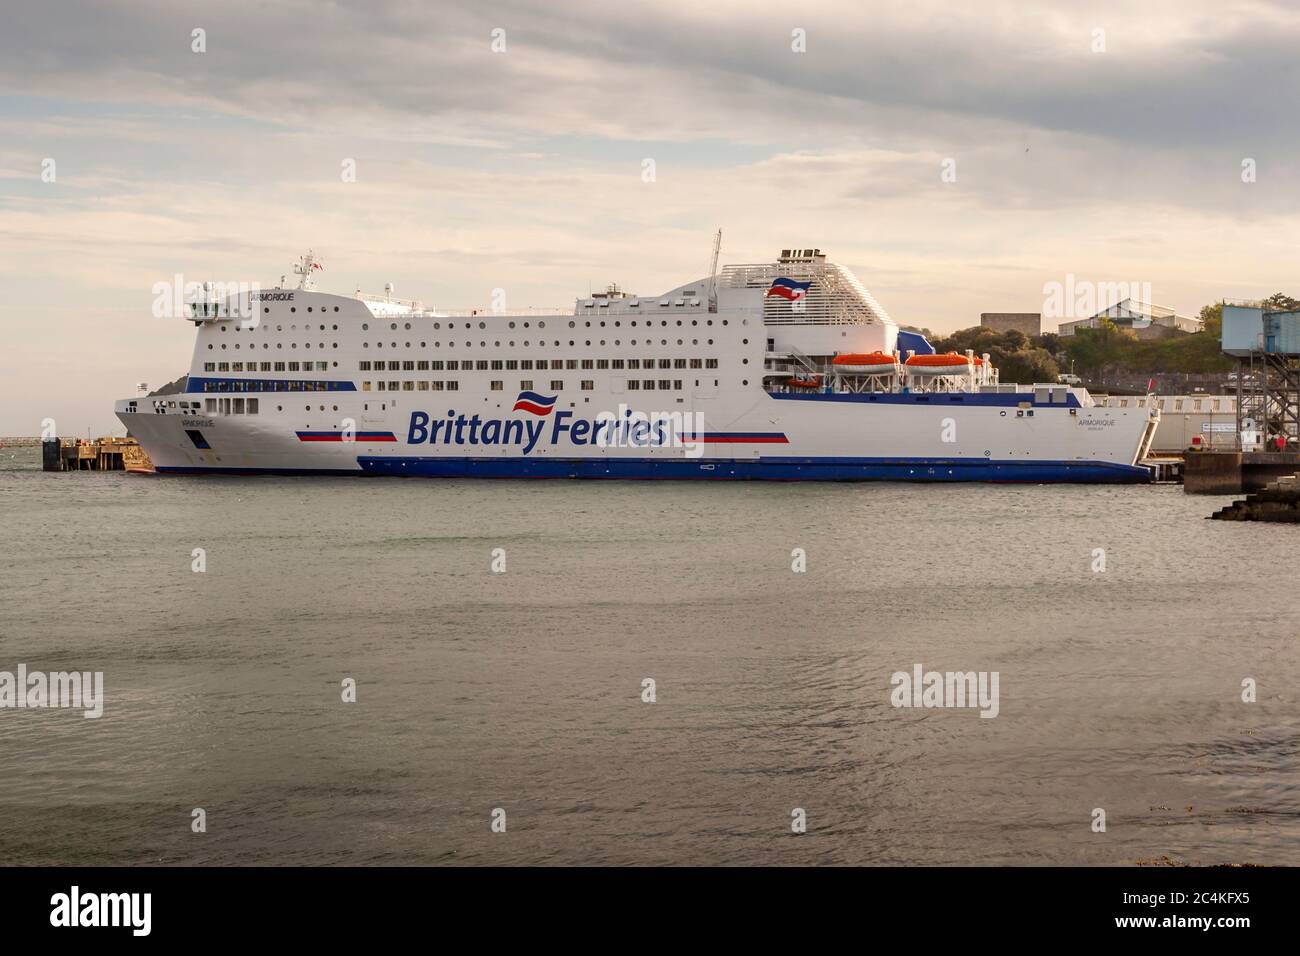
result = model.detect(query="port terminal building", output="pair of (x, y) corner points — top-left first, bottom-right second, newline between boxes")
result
(1058, 299), (1202, 339)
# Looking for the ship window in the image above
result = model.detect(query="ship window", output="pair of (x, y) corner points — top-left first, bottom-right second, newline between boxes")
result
(674, 359), (686, 368)
(477, 360), (489, 370)
(417, 381), (428, 391)
(581, 380), (594, 390)
(612, 359), (625, 369)
(521, 380), (533, 390)
(218, 362), (230, 371)
(506, 359), (518, 370)
(550, 380), (564, 390)
(627, 359), (640, 369)
(388, 381), (399, 391)
(706, 359), (718, 368)
(659, 380), (671, 390)
(376, 382), (386, 391)
(431, 361), (444, 371)
(430, 381), (444, 391)
(566, 359), (578, 370)
(490, 380), (503, 391)
(627, 380), (639, 390)
(359, 361), (371, 371)
(403, 361), (414, 371)
(417, 360), (429, 370)
(388, 361), (400, 371)
(521, 360), (533, 370)
(659, 359), (671, 369)
(551, 360), (564, 370)
(447, 381), (459, 391)
(233, 398), (245, 414)
(205, 399), (216, 413)
(446, 361), (459, 371)
(673, 380), (682, 390)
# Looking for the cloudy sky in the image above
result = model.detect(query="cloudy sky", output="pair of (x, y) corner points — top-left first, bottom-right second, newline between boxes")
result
(2, 0), (1298, 434)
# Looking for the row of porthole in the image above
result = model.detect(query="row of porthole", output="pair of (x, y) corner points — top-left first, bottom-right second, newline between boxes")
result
(359, 339), (726, 350)
(209, 343), (340, 351)
(262, 306), (343, 314)
(256, 309), (742, 329)
(223, 324), (339, 332)
(365, 318), (736, 331)
(272, 384), (757, 412)
(213, 334), (745, 350)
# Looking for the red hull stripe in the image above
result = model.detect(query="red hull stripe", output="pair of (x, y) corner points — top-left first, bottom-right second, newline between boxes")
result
(296, 431), (397, 442)
(687, 433), (790, 444)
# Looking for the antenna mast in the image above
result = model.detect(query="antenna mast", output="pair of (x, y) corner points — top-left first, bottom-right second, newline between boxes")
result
(293, 250), (322, 291)
(707, 228), (722, 312)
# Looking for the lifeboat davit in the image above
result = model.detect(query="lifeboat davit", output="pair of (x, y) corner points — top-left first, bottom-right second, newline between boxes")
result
(905, 352), (974, 374)
(832, 352), (899, 375)
(787, 375), (821, 388)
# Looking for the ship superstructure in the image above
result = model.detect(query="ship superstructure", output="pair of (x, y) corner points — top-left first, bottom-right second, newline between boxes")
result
(115, 248), (1158, 481)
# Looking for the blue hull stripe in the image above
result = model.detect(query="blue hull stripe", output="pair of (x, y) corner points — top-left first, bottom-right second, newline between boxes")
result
(155, 456), (1149, 483)
(768, 391), (1083, 408)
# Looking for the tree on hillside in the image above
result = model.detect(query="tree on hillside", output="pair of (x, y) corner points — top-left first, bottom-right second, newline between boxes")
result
(927, 326), (1058, 383)
(996, 347), (1059, 384)
(1061, 319), (1136, 374)
(1263, 293), (1300, 312)
(1032, 332), (1061, 357)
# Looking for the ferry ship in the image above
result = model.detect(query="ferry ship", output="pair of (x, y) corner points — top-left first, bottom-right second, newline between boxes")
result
(115, 248), (1159, 482)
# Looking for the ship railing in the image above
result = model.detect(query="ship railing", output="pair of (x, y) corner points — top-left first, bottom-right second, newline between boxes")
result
(784, 345), (823, 376)
(357, 294), (569, 318)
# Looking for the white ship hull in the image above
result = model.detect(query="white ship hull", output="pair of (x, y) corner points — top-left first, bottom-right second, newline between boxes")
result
(115, 250), (1157, 483)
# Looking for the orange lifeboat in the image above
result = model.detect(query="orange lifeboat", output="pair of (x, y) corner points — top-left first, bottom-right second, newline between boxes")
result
(832, 352), (899, 375)
(787, 375), (821, 388)
(905, 352), (974, 374)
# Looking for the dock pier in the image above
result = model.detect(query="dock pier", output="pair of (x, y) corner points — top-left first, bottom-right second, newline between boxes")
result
(1183, 451), (1300, 494)
(39, 437), (153, 473)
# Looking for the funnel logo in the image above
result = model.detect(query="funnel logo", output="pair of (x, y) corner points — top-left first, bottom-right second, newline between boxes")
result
(512, 391), (556, 416)
(766, 277), (811, 301)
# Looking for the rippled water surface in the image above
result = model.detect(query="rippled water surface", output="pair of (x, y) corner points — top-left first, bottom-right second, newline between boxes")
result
(1, 447), (1296, 865)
